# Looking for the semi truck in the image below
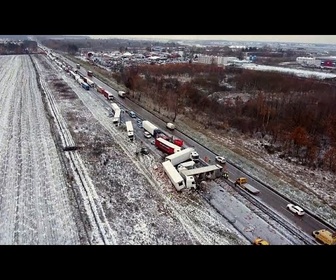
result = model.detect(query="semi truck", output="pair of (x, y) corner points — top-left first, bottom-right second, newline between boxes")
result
(157, 133), (183, 147)
(165, 147), (200, 166)
(96, 85), (105, 94)
(103, 90), (114, 100)
(155, 137), (181, 155)
(96, 85), (113, 100)
(235, 177), (260, 195)
(142, 120), (162, 138)
(125, 121), (134, 140)
(312, 229), (336, 245)
(180, 164), (224, 181)
(162, 161), (195, 191)
(110, 103), (121, 125)
(85, 77), (95, 88)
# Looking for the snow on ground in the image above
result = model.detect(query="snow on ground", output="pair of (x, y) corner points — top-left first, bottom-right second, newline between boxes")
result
(240, 63), (336, 79)
(0, 55), (80, 244)
(32, 54), (249, 244)
(1, 53), (333, 245)
(170, 118), (336, 227)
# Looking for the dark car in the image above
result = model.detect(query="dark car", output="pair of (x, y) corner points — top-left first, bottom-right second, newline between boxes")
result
(140, 147), (149, 155)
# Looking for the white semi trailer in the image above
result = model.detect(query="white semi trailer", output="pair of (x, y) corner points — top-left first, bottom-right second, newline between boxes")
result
(165, 147), (199, 166)
(142, 120), (162, 138)
(162, 161), (195, 191)
(180, 164), (224, 180)
(125, 121), (134, 140)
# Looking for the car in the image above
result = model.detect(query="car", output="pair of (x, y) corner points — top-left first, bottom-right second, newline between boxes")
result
(166, 122), (175, 130)
(144, 131), (151, 138)
(286, 203), (305, 216)
(140, 147), (149, 155)
(129, 111), (136, 118)
(215, 156), (226, 164)
(137, 122), (143, 128)
(253, 238), (270, 245)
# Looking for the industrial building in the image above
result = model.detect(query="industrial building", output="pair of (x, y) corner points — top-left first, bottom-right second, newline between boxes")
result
(296, 56), (336, 69)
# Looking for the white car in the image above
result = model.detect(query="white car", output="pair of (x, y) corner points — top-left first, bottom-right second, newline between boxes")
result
(286, 203), (305, 216)
(144, 131), (151, 138)
(215, 156), (226, 164)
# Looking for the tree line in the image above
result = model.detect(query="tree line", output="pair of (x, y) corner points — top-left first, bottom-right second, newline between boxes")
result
(115, 63), (336, 173)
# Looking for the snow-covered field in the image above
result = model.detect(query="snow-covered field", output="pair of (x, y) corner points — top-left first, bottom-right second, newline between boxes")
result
(0, 55), (80, 244)
(240, 63), (336, 79)
(0, 54), (334, 245)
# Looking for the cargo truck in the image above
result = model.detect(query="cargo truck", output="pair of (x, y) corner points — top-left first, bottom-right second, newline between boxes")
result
(142, 120), (162, 138)
(125, 121), (134, 140)
(235, 177), (260, 194)
(165, 147), (199, 166)
(110, 103), (121, 125)
(312, 229), (336, 245)
(155, 137), (181, 155)
(85, 77), (95, 88)
(178, 167), (197, 190)
(162, 161), (195, 191)
(157, 134), (184, 147)
(103, 90), (114, 100)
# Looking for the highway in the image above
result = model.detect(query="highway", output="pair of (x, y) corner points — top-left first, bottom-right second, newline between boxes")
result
(61, 55), (335, 242)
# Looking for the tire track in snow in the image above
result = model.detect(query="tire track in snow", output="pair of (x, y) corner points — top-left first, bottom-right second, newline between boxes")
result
(34, 56), (117, 245)
(0, 55), (81, 244)
(61, 72), (239, 244)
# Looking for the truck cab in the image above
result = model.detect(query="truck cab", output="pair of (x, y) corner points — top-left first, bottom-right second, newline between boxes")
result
(185, 175), (196, 189)
(235, 177), (247, 185)
(190, 151), (199, 162)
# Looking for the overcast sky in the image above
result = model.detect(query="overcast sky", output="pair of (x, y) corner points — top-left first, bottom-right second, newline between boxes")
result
(88, 35), (336, 45)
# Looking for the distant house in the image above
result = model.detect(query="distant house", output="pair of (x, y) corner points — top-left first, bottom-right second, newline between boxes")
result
(151, 46), (164, 52)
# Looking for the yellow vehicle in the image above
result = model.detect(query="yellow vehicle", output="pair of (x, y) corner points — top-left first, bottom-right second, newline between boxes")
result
(253, 238), (270, 245)
(312, 229), (336, 245)
(235, 177), (260, 195)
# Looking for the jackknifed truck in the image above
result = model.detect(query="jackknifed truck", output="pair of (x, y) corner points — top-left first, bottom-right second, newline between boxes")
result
(165, 147), (199, 166)
(162, 160), (195, 191)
